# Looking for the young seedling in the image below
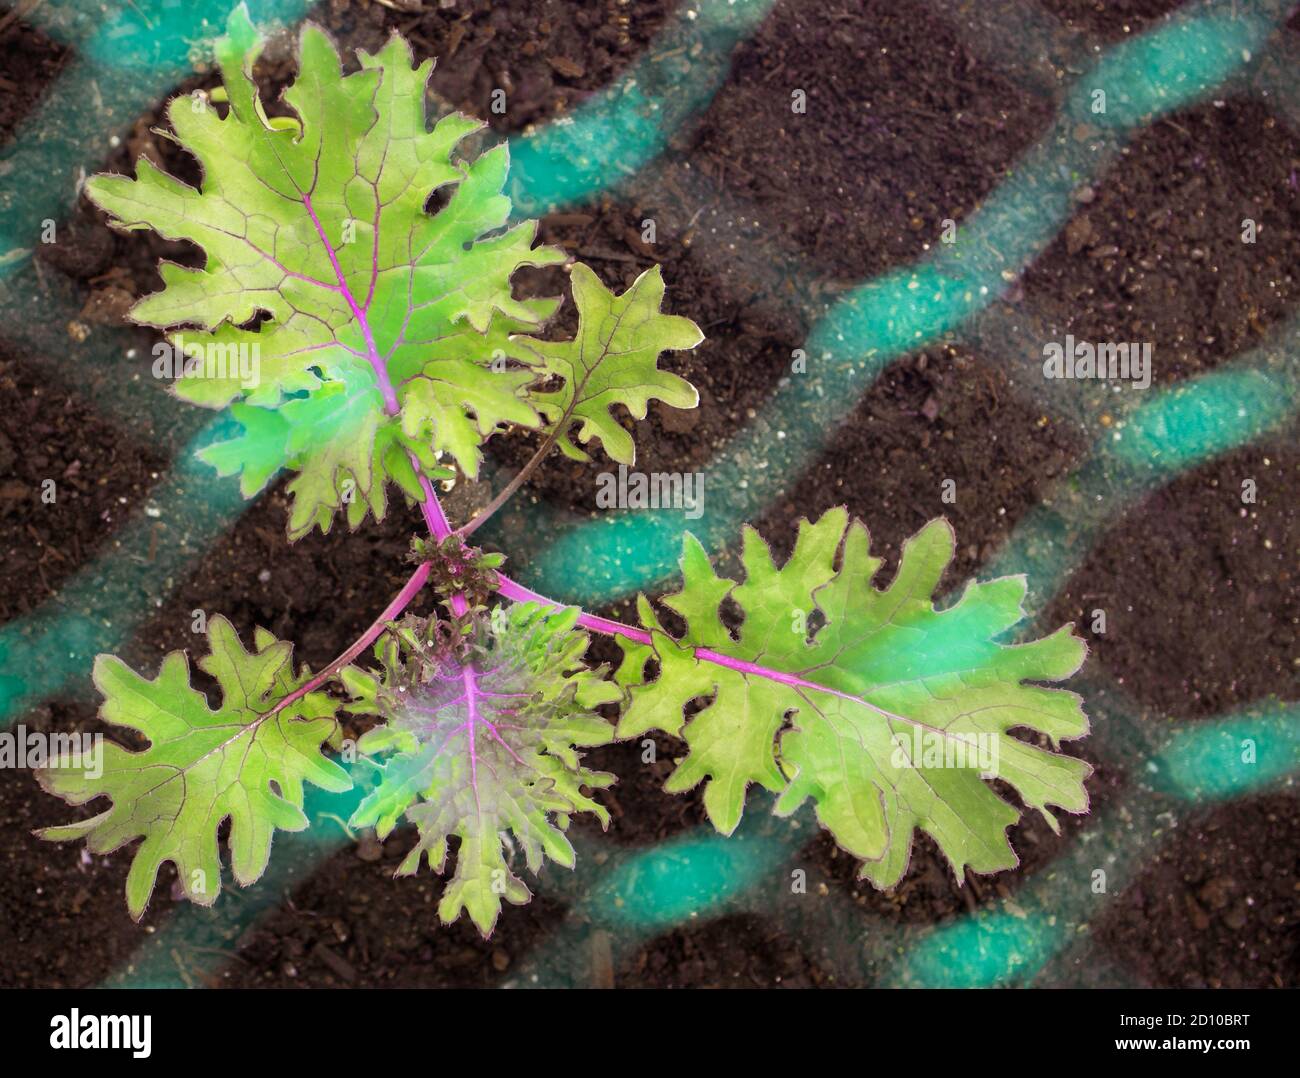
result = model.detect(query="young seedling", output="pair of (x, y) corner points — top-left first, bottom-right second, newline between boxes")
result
(37, 6), (1091, 936)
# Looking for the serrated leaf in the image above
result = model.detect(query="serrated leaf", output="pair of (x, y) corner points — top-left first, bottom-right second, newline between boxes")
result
(346, 604), (618, 936)
(618, 510), (1091, 888)
(86, 5), (566, 534)
(36, 617), (351, 919)
(518, 263), (703, 464)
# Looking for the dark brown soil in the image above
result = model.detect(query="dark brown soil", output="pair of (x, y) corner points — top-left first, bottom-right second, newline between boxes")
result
(0, 9), (66, 136)
(1039, 0), (1190, 40)
(312, 0), (677, 132)
(1, 0), (1296, 989)
(1022, 97), (1300, 387)
(687, 0), (1058, 283)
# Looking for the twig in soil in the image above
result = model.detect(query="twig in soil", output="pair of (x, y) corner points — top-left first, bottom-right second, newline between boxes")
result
(170, 948), (195, 989)
(316, 813), (357, 842)
(190, 944), (250, 966)
(0, 0), (45, 37)
(579, 248), (642, 264)
(588, 929), (615, 989)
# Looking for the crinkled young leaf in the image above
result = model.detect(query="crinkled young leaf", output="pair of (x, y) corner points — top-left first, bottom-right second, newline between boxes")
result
(86, 4), (565, 534)
(518, 264), (703, 464)
(36, 617), (351, 919)
(616, 509), (1091, 888)
(344, 604), (618, 936)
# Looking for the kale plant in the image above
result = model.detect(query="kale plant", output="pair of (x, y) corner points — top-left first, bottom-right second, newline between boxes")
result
(38, 6), (1091, 935)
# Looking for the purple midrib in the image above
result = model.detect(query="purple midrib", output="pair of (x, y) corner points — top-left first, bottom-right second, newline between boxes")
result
(456, 664), (533, 803)
(495, 576), (866, 710)
(461, 664), (481, 804)
(301, 192), (399, 416)
(299, 189), (465, 582)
